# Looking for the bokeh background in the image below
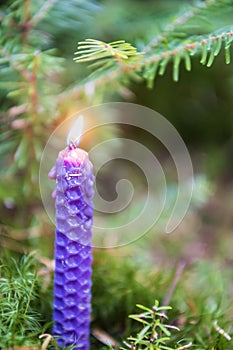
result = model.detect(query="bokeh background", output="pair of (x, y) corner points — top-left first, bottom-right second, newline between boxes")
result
(0, 0), (233, 348)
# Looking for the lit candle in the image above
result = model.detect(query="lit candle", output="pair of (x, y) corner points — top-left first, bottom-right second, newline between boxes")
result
(48, 117), (94, 349)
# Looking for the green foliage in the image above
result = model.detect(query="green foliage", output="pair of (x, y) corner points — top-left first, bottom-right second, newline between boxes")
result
(74, 39), (142, 73)
(91, 252), (164, 333)
(0, 250), (232, 349)
(74, 39), (140, 62)
(0, 1), (233, 347)
(74, 30), (233, 80)
(173, 262), (233, 350)
(0, 0), (233, 217)
(121, 301), (190, 350)
(0, 1), (65, 214)
(74, 0), (233, 86)
(0, 253), (46, 347)
(118, 296), (233, 350)
(90, 251), (233, 350)
(0, 0), (102, 224)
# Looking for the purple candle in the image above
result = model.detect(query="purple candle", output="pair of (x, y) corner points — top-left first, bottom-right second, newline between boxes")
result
(49, 134), (94, 349)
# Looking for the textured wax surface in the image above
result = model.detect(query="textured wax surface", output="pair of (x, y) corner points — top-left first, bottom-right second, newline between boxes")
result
(51, 145), (94, 350)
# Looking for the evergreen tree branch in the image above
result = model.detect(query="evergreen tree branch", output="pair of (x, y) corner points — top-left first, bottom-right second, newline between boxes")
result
(72, 0), (233, 91)
(144, 0), (219, 54)
(30, 0), (58, 26)
(70, 27), (233, 102)
(140, 27), (233, 83)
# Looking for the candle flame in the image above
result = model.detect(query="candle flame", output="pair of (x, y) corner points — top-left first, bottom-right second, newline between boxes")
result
(66, 115), (84, 147)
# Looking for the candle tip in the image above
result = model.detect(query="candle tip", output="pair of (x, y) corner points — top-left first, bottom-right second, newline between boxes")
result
(67, 115), (84, 147)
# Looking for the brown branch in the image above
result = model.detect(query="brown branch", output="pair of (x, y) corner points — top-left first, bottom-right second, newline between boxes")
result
(21, 0), (31, 44)
(28, 51), (40, 121)
(162, 260), (186, 307)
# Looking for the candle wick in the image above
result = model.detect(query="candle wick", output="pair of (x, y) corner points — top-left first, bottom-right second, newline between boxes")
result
(68, 141), (77, 150)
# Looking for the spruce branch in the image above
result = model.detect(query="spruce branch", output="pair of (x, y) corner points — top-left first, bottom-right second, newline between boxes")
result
(72, 27), (233, 95)
(73, 0), (233, 91)
(141, 27), (233, 84)
(74, 38), (142, 72)
(29, 0), (59, 26)
(144, 0), (219, 54)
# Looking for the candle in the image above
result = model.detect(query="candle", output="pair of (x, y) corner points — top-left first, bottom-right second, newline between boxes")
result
(48, 120), (94, 349)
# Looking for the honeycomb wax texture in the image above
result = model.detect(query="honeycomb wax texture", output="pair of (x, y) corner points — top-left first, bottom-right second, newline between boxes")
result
(50, 144), (94, 350)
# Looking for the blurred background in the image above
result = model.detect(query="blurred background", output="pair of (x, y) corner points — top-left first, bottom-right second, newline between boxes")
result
(0, 0), (233, 348)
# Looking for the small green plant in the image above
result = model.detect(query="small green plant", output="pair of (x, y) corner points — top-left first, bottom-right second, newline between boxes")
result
(121, 300), (191, 350)
(0, 253), (48, 348)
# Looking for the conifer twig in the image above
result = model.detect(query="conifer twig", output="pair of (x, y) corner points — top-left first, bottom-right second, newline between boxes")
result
(68, 27), (233, 103)
(141, 28), (233, 66)
(144, 0), (218, 53)
(30, 0), (58, 26)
